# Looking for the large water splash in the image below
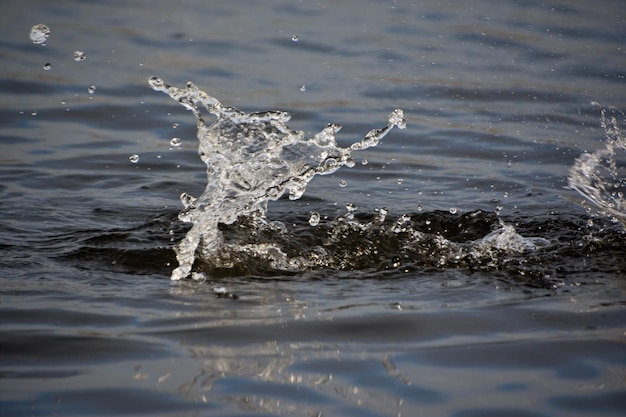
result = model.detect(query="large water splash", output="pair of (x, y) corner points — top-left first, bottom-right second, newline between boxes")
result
(568, 104), (626, 225)
(149, 77), (406, 280)
(150, 77), (553, 281)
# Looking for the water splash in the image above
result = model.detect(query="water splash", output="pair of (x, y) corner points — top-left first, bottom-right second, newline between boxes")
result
(568, 104), (626, 225)
(149, 77), (406, 280)
(150, 77), (552, 281)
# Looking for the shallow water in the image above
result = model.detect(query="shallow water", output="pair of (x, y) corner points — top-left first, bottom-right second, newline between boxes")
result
(1, 1), (625, 416)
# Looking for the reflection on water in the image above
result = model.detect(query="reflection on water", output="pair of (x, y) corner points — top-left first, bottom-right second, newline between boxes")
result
(134, 292), (626, 417)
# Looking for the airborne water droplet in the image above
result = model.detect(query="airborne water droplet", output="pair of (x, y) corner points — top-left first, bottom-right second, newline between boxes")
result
(338, 179), (347, 188)
(376, 207), (389, 223)
(308, 211), (320, 226)
(345, 202), (357, 220)
(170, 137), (182, 147)
(299, 85), (306, 92)
(29, 24), (50, 44)
(449, 207), (458, 214)
(129, 154), (139, 163)
(73, 50), (86, 61)
(88, 85), (96, 94)
(388, 109), (407, 129)
(291, 35), (299, 42)
(43, 63), (51, 70)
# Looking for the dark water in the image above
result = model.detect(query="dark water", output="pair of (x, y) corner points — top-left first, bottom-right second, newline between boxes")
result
(1, 1), (625, 416)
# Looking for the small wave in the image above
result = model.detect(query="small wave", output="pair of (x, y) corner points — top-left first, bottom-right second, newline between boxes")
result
(189, 209), (550, 278)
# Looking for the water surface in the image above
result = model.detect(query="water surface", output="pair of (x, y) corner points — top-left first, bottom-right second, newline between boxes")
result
(1, 1), (625, 416)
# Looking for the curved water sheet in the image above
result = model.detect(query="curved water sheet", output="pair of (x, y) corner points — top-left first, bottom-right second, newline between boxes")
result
(569, 104), (626, 225)
(149, 77), (406, 280)
(150, 77), (549, 280)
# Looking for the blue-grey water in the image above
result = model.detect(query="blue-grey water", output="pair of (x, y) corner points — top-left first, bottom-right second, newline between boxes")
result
(1, 1), (625, 416)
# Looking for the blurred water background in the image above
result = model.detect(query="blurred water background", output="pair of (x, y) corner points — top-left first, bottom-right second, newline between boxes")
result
(1, 1), (625, 416)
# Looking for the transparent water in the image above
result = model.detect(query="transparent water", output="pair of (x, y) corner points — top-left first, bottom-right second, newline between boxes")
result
(1, 1), (625, 416)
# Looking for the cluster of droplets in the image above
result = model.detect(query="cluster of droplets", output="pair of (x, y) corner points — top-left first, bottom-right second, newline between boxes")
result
(30, 23), (98, 117)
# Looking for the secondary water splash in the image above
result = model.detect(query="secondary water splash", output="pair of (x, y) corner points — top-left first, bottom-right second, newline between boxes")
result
(149, 77), (406, 280)
(568, 103), (626, 225)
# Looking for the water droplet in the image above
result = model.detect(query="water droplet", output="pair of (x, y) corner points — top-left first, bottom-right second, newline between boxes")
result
(397, 178), (403, 185)
(388, 108), (407, 129)
(213, 286), (227, 295)
(180, 192), (197, 209)
(308, 211), (320, 226)
(170, 137), (182, 147)
(43, 63), (51, 70)
(172, 123), (179, 129)
(129, 154), (139, 163)
(338, 179), (347, 188)
(376, 207), (389, 223)
(73, 50), (86, 61)
(299, 85), (306, 92)
(88, 85), (96, 94)
(291, 35), (299, 42)
(346, 202), (357, 212)
(416, 204), (423, 212)
(361, 158), (368, 165)
(449, 207), (458, 214)
(29, 24), (50, 44)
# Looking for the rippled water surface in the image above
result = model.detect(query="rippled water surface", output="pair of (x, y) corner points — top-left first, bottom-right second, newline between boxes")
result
(1, 1), (625, 416)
